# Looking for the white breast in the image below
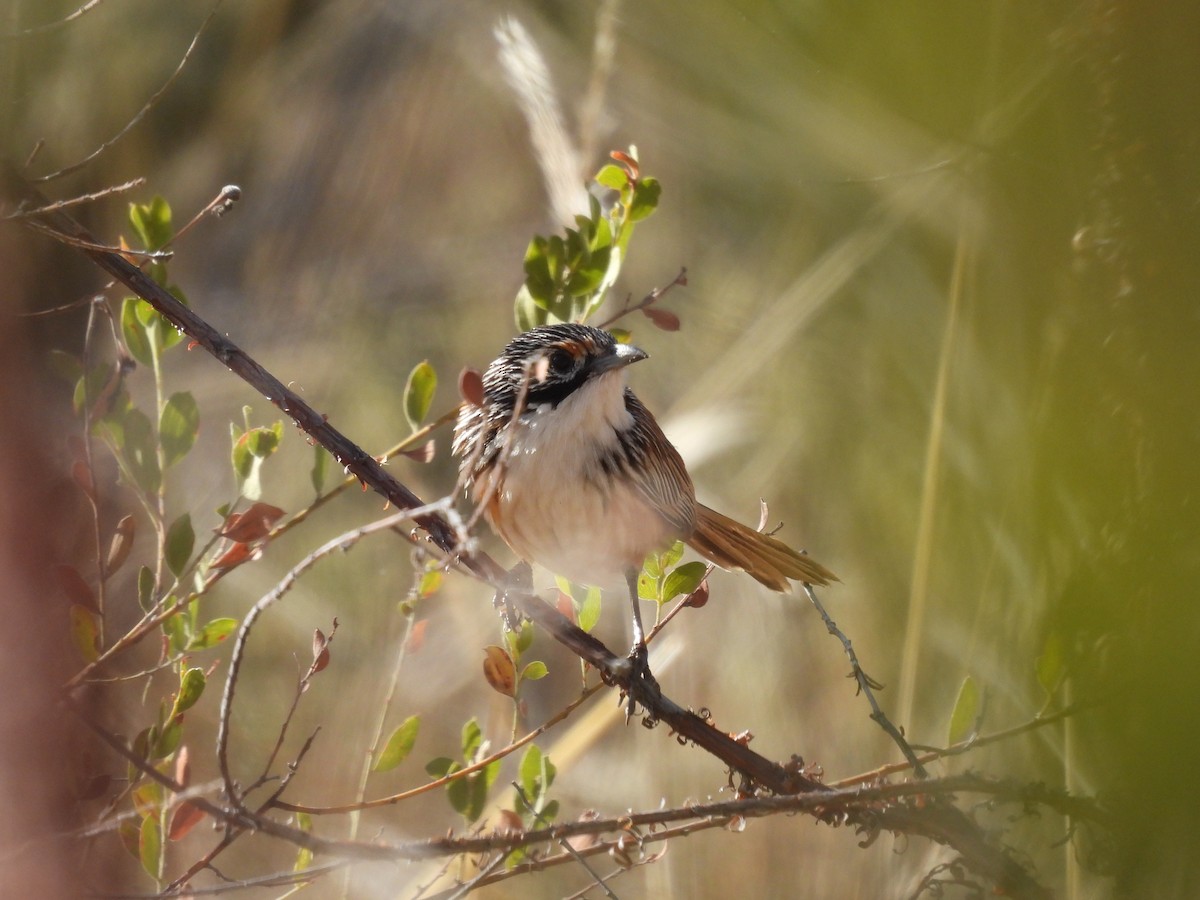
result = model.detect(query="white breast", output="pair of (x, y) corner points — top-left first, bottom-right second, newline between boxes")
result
(487, 372), (674, 586)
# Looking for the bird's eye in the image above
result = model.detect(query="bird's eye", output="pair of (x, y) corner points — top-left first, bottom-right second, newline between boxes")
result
(548, 349), (574, 375)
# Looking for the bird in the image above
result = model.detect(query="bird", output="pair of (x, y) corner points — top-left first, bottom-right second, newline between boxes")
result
(452, 323), (836, 693)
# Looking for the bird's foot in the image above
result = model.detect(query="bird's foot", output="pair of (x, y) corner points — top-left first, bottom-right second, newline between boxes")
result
(621, 642), (661, 725)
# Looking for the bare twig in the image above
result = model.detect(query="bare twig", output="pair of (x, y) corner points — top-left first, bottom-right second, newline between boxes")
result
(32, 2), (226, 182)
(802, 582), (929, 778)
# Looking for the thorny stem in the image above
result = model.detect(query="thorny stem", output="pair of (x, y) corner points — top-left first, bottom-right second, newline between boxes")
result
(802, 582), (929, 779)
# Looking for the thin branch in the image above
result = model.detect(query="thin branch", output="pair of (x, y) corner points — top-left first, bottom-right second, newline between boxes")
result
(2, 0), (105, 37)
(218, 507), (450, 806)
(3, 178), (145, 218)
(802, 582), (929, 778)
(32, 2), (225, 181)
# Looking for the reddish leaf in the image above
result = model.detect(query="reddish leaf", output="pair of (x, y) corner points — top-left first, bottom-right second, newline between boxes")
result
(168, 800), (205, 841)
(458, 367), (484, 407)
(311, 628), (331, 674)
(399, 440), (435, 463)
(106, 514), (136, 574)
(54, 564), (98, 612)
(642, 307), (680, 332)
(686, 579), (710, 608)
(218, 501), (284, 542)
(555, 591), (575, 622)
(610, 149), (640, 181)
(482, 645), (517, 697)
(210, 541), (255, 572)
(174, 745), (190, 787)
(493, 808), (524, 837)
(407, 618), (428, 654)
(78, 772), (111, 801)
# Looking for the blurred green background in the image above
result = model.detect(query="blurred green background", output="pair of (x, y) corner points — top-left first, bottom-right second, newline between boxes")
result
(5, 0), (1199, 897)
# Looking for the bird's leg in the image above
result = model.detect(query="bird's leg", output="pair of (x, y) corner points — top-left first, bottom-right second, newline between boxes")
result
(622, 568), (660, 719)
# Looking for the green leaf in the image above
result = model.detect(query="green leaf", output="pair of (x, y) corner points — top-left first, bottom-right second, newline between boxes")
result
(137, 565), (155, 612)
(514, 619), (534, 655)
(662, 561), (708, 603)
(1036, 632), (1064, 697)
(521, 660), (548, 681)
(594, 164), (628, 191)
(139, 814), (163, 882)
(636, 570), (658, 601)
(514, 284), (545, 331)
(165, 514), (194, 578)
(947, 675), (982, 746)
(159, 392), (199, 467)
(154, 717), (183, 759)
(172, 667), (206, 716)
(403, 361), (437, 430)
(122, 297), (155, 366)
(416, 568), (442, 600)
(129, 196), (174, 251)
(232, 422), (283, 500)
(577, 586), (602, 633)
(660, 541), (685, 570)
(461, 717), (483, 761)
(311, 445), (330, 495)
(293, 813), (314, 871)
(540, 798), (560, 822)
(629, 177), (661, 221)
(122, 408), (161, 495)
(518, 745), (543, 798)
(162, 608), (190, 656)
(188, 617), (237, 650)
(374, 715), (421, 772)
(69, 605), (100, 662)
(424, 757), (458, 779)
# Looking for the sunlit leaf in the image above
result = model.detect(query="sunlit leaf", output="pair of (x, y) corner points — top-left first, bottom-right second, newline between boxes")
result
(106, 515), (136, 574)
(461, 717), (483, 761)
(168, 800), (205, 841)
(122, 297), (154, 366)
(218, 502), (284, 542)
(629, 177), (661, 221)
(189, 617), (237, 650)
(403, 360), (437, 430)
(139, 814), (163, 882)
(159, 392), (199, 467)
(172, 667), (206, 716)
(578, 586), (602, 633)
(663, 561), (708, 603)
(483, 646), (516, 697)
(293, 812), (313, 871)
(521, 660), (548, 681)
(311, 445), (330, 495)
(129, 196), (173, 251)
(374, 715), (421, 772)
(947, 675), (982, 746)
(69, 604), (100, 662)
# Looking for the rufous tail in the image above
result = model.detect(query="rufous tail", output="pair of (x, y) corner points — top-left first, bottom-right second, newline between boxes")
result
(687, 504), (837, 591)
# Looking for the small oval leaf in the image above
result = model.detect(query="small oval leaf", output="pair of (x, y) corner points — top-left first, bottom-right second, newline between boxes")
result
(404, 361), (437, 430)
(106, 515), (137, 574)
(159, 392), (199, 467)
(663, 561), (708, 603)
(374, 715), (421, 772)
(165, 513), (194, 578)
(482, 646), (516, 697)
(947, 675), (982, 746)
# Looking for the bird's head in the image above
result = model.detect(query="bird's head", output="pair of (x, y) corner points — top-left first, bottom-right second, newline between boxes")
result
(482, 324), (648, 415)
